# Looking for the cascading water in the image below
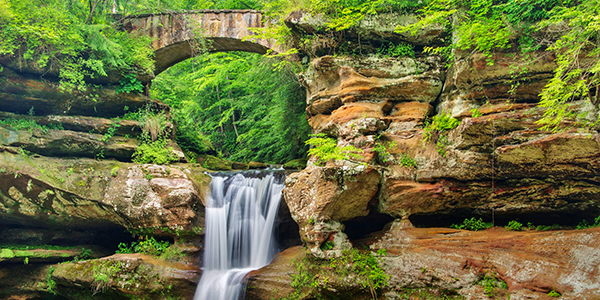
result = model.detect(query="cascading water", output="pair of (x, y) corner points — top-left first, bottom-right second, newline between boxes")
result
(194, 171), (286, 300)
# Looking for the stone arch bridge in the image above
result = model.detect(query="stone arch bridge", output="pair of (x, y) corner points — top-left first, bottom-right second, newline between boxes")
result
(120, 10), (276, 75)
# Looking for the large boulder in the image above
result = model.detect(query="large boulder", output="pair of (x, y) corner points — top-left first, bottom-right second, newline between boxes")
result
(283, 163), (380, 256)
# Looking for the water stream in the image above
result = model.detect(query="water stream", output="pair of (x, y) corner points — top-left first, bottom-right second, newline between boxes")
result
(194, 171), (285, 300)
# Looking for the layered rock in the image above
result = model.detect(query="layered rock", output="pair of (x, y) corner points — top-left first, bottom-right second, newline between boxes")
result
(0, 149), (207, 233)
(246, 226), (600, 299)
(51, 253), (200, 299)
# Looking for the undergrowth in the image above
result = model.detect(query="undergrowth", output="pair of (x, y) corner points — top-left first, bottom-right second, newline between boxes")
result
(305, 133), (364, 166)
(283, 248), (389, 300)
(450, 218), (492, 231)
(423, 113), (460, 157)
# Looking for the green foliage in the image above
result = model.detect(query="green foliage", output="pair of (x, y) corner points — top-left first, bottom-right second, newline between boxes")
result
(102, 121), (121, 142)
(378, 42), (415, 58)
(0, 0), (155, 92)
(535, 1), (600, 132)
(312, 0), (427, 31)
(423, 112), (459, 157)
(577, 215), (600, 229)
(397, 0), (599, 130)
(548, 289), (561, 297)
(320, 241), (335, 251)
(116, 74), (144, 94)
(423, 113), (460, 142)
(116, 236), (171, 256)
(450, 218), (492, 231)
(470, 108), (483, 118)
(398, 153), (417, 168)
(284, 248), (390, 300)
(110, 166), (119, 177)
(505, 220), (523, 231)
(329, 248), (390, 294)
(47, 266), (57, 295)
(306, 133), (364, 166)
(132, 139), (179, 165)
(373, 140), (397, 164)
(150, 52), (310, 163)
(476, 273), (508, 297)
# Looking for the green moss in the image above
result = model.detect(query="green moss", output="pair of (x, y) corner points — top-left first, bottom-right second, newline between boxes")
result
(283, 158), (307, 170)
(0, 249), (15, 258)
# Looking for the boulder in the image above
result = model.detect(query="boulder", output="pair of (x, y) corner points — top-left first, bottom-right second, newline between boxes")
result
(283, 163), (380, 256)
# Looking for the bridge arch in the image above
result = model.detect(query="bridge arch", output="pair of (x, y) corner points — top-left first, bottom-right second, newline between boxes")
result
(121, 10), (276, 75)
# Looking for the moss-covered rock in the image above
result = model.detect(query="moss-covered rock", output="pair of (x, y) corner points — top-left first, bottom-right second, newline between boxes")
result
(52, 253), (200, 300)
(0, 150), (206, 235)
(283, 158), (307, 170)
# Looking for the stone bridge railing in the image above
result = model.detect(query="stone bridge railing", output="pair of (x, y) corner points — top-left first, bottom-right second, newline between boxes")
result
(120, 10), (276, 74)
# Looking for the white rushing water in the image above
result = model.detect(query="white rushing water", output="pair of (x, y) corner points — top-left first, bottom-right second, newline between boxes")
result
(194, 171), (285, 300)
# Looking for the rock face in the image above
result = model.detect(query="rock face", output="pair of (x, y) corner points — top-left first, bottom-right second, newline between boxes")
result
(52, 253), (201, 299)
(286, 41), (600, 248)
(0, 150), (207, 233)
(271, 11), (600, 300)
(284, 163), (380, 256)
(245, 226), (600, 299)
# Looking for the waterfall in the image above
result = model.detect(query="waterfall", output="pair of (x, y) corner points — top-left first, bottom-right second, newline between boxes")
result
(194, 171), (285, 300)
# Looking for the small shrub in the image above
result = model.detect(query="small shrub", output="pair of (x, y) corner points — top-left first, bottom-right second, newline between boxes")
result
(450, 217), (492, 231)
(548, 289), (561, 297)
(476, 273), (508, 297)
(577, 215), (600, 229)
(46, 266), (57, 295)
(133, 139), (179, 165)
(423, 113), (460, 142)
(470, 108), (483, 118)
(505, 220), (523, 231)
(423, 112), (460, 157)
(305, 133), (363, 166)
(116, 74), (144, 94)
(110, 166), (119, 177)
(320, 241), (335, 251)
(399, 153), (418, 168)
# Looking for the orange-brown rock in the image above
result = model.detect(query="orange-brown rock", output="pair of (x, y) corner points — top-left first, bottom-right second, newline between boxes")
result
(303, 56), (443, 116)
(246, 227), (600, 299)
(310, 102), (389, 137)
(283, 163), (381, 255)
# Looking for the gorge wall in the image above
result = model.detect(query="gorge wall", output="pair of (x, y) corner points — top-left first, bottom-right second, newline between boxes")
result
(0, 8), (599, 300)
(248, 11), (600, 300)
